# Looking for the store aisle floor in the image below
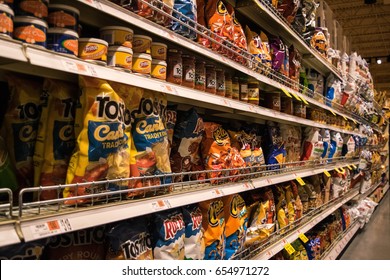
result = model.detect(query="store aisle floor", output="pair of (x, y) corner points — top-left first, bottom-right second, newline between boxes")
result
(340, 191), (390, 260)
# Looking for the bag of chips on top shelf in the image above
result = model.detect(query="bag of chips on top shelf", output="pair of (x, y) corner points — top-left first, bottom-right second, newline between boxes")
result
(33, 78), (77, 201)
(310, 28), (328, 58)
(182, 204), (205, 260)
(206, 0), (233, 56)
(43, 225), (106, 260)
(152, 208), (185, 260)
(199, 198), (225, 260)
(277, 0), (301, 24)
(196, 0), (211, 48)
(1, 74), (42, 191)
(226, 4), (247, 65)
(110, 82), (171, 197)
(269, 36), (287, 75)
(171, 0), (197, 39)
(153, 0), (174, 27)
(64, 77), (130, 204)
(105, 217), (153, 260)
(170, 108), (204, 182)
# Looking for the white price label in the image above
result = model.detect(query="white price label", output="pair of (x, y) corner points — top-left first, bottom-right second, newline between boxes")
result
(30, 219), (72, 239)
(87, 65), (99, 77)
(221, 98), (231, 107)
(211, 189), (224, 197)
(242, 182), (254, 190)
(62, 60), (89, 75)
(151, 200), (171, 211)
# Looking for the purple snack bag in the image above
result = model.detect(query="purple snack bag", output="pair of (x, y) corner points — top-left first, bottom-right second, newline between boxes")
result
(270, 37), (286, 73)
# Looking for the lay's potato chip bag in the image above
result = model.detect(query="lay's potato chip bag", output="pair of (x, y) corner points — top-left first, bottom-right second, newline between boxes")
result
(199, 199), (225, 260)
(1, 74), (42, 190)
(33, 78), (77, 200)
(222, 194), (247, 259)
(64, 76), (131, 204)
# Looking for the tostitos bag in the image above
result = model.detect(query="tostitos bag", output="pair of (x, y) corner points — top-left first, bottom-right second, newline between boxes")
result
(64, 76), (131, 204)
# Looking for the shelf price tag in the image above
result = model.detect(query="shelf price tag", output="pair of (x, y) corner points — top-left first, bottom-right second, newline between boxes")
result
(284, 242), (296, 255)
(342, 115), (348, 121)
(290, 92), (302, 101)
(242, 182), (255, 190)
(351, 164), (357, 169)
(30, 218), (72, 239)
(152, 199), (172, 211)
(298, 233), (309, 243)
(329, 109), (337, 116)
(300, 95), (309, 105)
(324, 170), (331, 177)
(296, 177), (305, 186)
(352, 119), (357, 124)
(221, 98), (231, 107)
(281, 88), (293, 98)
(211, 189), (224, 197)
(346, 165), (353, 170)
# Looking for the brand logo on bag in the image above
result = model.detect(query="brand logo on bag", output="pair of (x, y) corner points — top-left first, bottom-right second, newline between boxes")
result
(190, 208), (203, 231)
(208, 200), (224, 227)
(121, 232), (152, 259)
(212, 126), (229, 146)
(163, 214), (185, 240)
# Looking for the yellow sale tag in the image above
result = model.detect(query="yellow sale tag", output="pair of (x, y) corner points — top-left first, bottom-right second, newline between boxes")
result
(343, 116), (348, 121)
(290, 92), (302, 101)
(329, 109), (336, 116)
(346, 165), (353, 170)
(284, 243), (296, 255)
(299, 233), (309, 243)
(335, 168), (343, 174)
(281, 88), (293, 98)
(351, 164), (357, 169)
(352, 119), (357, 124)
(296, 177), (305, 186)
(300, 96), (309, 105)
(324, 170), (331, 177)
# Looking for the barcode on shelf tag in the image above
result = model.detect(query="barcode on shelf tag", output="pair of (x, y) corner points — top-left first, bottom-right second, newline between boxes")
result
(296, 177), (305, 186)
(284, 243), (296, 255)
(152, 199), (171, 211)
(300, 96), (309, 105)
(324, 170), (331, 177)
(281, 88), (292, 98)
(298, 233), (309, 243)
(266, 250), (273, 257)
(211, 189), (224, 197)
(30, 219), (72, 238)
(266, 178), (273, 185)
(346, 165), (353, 170)
(242, 182), (255, 190)
(290, 92), (301, 101)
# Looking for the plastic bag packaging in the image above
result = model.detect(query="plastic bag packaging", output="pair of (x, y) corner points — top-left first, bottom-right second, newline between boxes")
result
(331, 132), (343, 158)
(283, 239), (308, 260)
(170, 108), (204, 182)
(199, 199), (225, 260)
(166, 105), (177, 156)
(64, 77), (130, 204)
(222, 194), (247, 259)
(33, 78), (77, 200)
(307, 69), (324, 100)
(277, 0), (300, 24)
(300, 127), (324, 161)
(1, 74), (42, 191)
(274, 186), (289, 231)
(105, 217), (153, 260)
(270, 37), (288, 75)
(206, 0), (233, 55)
(228, 129), (253, 168)
(280, 124), (301, 163)
(342, 135), (355, 157)
(288, 44), (301, 88)
(172, 0), (197, 39)
(182, 204), (205, 260)
(196, 0), (210, 48)
(227, 4), (247, 65)
(152, 209), (185, 259)
(310, 28), (328, 58)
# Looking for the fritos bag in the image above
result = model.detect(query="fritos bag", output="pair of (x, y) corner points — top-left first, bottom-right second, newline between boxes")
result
(206, 0), (233, 55)
(182, 204), (205, 260)
(199, 199), (225, 260)
(105, 217), (153, 260)
(152, 209), (185, 260)
(64, 77), (130, 204)
(1, 74), (42, 189)
(33, 78), (77, 200)
(222, 194), (247, 259)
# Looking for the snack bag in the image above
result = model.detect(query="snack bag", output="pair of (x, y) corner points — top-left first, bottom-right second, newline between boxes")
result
(321, 129), (331, 159)
(289, 44), (301, 87)
(331, 132), (343, 158)
(33, 79), (77, 200)
(105, 217), (153, 260)
(0, 240), (45, 260)
(182, 204), (205, 259)
(300, 127), (324, 161)
(199, 199), (225, 260)
(310, 28), (328, 58)
(283, 239), (308, 260)
(222, 194), (247, 259)
(228, 130), (252, 168)
(0, 136), (18, 195)
(166, 105), (178, 156)
(342, 135), (355, 158)
(43, 226), (106, 260)
(170, 108), (204, 182)
(196, 0), (210, 48)
(206, 0), (233, 55)
(227, 4), (247, 64)
(291, 181), (303, 220)
(171, 0), (197, 39)
(201, 122), (245, 184)
(305, 232), (321, 260)
(1, 74), (42, 189)
(277, 0), (300, 24)
(152, 0), (174, 27)
(152, 209), (185, 260)
(64, 77), (130, 203)
(266, 144), (286, 170)
(274, 186), (289, 231)
(280, 124), (298, 163)
(245, 27), (272, 71)
(284, 184), (297, 225)
(270, 37), (287, 74)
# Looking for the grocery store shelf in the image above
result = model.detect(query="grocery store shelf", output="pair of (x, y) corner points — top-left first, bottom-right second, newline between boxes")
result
(0, 39), (364, 136)
(379, 184), (389, 202)
(0, 36), (28, 64)
(0, 223), (21, 247)
(321, 221), (360, 260)
(352, 182), (383, 202)
(235, 0), (343, 80)
(247, 187), (360, 260)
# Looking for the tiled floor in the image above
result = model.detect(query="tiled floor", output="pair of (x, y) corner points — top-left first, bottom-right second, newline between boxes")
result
(339, 190), (390, 260)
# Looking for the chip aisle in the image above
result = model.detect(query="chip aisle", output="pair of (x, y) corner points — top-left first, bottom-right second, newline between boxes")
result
(0, 0), (388, 260)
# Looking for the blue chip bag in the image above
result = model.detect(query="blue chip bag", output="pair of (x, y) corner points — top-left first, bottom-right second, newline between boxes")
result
(0, 240), (45, 260)
(182, 204), (205, 259)
(171, 0), (197, 40)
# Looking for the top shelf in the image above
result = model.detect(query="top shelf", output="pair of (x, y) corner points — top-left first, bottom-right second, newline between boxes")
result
(235, 0), (344, 80)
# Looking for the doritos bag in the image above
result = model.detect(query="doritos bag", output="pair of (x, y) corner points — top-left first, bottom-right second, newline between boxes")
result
(199, 199), (225, 260)
(1, 74), (42, 190)
(43, 226), (106, 260)
(206, 0), (233, 56)
(182, 204), (205, 259)
(170, 108), (204, 182)
(33, 78), (77, 200)
(152, 209), (185, 260)
(222, 194), (247, 259)
(105, 217), (153, 260)
(64, 77), (130, 204)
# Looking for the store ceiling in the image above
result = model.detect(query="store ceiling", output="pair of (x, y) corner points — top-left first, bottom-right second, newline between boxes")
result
(326, 0), (390, 95)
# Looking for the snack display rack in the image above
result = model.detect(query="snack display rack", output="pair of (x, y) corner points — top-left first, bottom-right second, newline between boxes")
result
(0, 0), (388, 260)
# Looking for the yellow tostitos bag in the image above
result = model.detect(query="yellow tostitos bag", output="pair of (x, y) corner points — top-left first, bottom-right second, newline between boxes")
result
(64, 76), (131, 204)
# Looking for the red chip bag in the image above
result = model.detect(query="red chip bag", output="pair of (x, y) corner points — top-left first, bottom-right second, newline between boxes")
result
(226, 4), (248, 65)
(196, 0), (211, 48)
